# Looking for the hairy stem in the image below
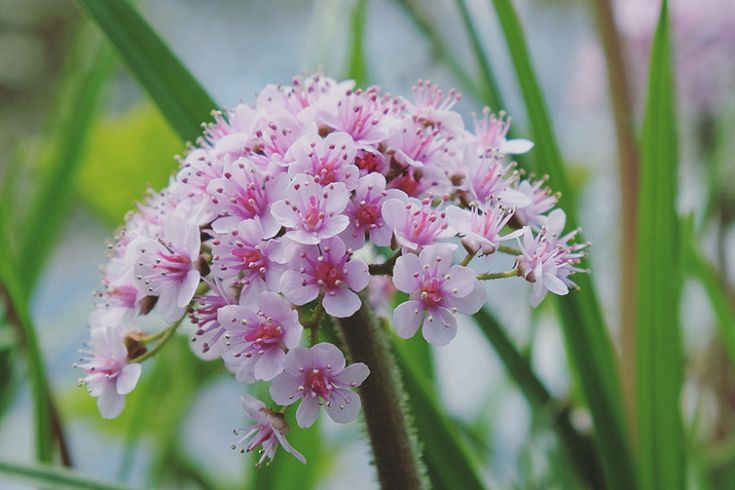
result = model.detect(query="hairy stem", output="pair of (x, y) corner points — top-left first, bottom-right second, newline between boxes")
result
(477, 269), (520, 280)
(336, 306), (425, 490)
(368, 250), (401, 276)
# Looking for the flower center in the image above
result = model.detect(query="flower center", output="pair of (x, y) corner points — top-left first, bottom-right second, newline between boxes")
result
(355, 203), (380, 228)
(314, 261), (343, 290)
(305, 368), (331, 398)
(244, 319), (283, 346)
(303, 196), (325, 231)
(355, 152), (382, 173)
(232, 246), (266, 276)
(154, 251), (192, 280)
(419, 278), (445, 308)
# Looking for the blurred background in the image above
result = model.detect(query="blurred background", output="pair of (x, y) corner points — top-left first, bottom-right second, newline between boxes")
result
(0, 0), (733, 488)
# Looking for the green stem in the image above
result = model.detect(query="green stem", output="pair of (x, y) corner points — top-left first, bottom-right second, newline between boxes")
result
(368, 250), (401, 276)
(131, 316), (186, 364)
(460, 250), (476, 266)
(477, 269), (519, 280)
(336, 306), (425, 489)
(497, 244), (521, 256)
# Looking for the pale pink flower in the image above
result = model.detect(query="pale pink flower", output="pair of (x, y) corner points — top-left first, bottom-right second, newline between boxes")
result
(512, 178), (559, 229)
(207, 104), (260, 157)
(76, 326), (141, 419)
(177, 148), (224, 198)
(341, 174), (406, 250)
(472, 108), (533, 155)
(515, 210), (588, 307)
(249, 113), (314, 169)
(270, 343), (369, 428)
(381, 196), (456, 252)
(409, 79), (465, 134)
(354, 148), (388, 176)
(206, 157), (288, 237)
(232, 394), (306, 466)
(447, 201), (525, 255)
(210, 219), (286, 303)
(280, 237), (370, 318)
(286, 132), (359, 190)
(386, 119), (448, 169)
(189, 279), (237, 358)
(392, 245), (485, 345)
(319, 87), (390, 147)
(464, 151), (529, 206)
(256, 74), (352, 118)
(134, 214), (201, 323)
(90, 274), (140, 330)
(271, 174), (350, 245)
(219, 292), (303, 382)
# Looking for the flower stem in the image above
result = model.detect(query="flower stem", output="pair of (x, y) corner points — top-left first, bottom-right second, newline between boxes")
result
(477, 269), (520, 280)
(336, 306), (425, 489)
(460, 250), (476, 266)
(131, 316), (186, 363)
(368, 250), (401, 276)
(497, 244), (521, 256)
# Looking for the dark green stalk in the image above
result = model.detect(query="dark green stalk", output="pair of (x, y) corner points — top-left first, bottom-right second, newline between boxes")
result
(336, 306), (425, 490)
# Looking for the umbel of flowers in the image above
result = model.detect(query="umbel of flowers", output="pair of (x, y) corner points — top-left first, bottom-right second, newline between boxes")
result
(77, 74), (587, 468)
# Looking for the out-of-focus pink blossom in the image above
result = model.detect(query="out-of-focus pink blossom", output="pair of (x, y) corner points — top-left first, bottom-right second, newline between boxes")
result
(382, 196), (456, 252)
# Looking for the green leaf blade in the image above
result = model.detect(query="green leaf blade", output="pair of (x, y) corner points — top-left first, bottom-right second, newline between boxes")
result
(635, 1), (684, 488)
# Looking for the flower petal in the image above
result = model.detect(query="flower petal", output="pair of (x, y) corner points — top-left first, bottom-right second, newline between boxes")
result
(322, 288), (361, 318)
(422, 307), (457, 346)
(392, 300), (423, 339)
(296, 396), (321, 428)
(116, 363), (142, 395)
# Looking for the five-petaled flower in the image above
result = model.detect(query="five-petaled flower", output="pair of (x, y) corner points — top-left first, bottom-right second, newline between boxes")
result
(270, 343), (370, 428)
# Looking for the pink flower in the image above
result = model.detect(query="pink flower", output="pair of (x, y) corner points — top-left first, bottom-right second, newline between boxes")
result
(512, 178), (559, 229)
(271, 174), (350, 245)
(270, 343), (369, 428)
(280, 237), (370, 318)
(207, 104), (260, 157)
(381, 196), (456, 252)
(90, 279), (139, 330)
(210, 219), (286, 303)
(409, 79), (464, 134)
(233, 394), (306, 466)
(134, 214), (201, 323)
(472, 108), (533, 155)
(341, 174), (406, 249)
(319, 87), (390, 147)
(464, 152), (529, 206)
(386, 119), (448, 170)
(286, 132), (359, 190)
(515, 210), (588, 307)
(446, 201), (525, 255)
(76, 326), (141, 419)
(189, 280), (236, 358)
(392, 245), (485, 345)
(218, 292), (303, 382)
(207, 158), (288, 237)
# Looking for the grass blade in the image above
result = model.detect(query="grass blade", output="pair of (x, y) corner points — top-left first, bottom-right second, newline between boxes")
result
(486, 1), (637, 487)
(346, 0), (369, 86)
(0, 460), (131, 490)
(18, 34), (113, 290)
(635, 2), (684, 488)
(473, 309), (603, 488)
(75, 0), (218, 142)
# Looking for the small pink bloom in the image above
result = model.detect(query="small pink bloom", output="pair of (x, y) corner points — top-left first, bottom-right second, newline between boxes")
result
(134, 214), (201, 323)
(286, 132), (359, 189)
(90, 278), (140, 330)
(207, 158), (288, 237)
(515, 210), (588, 307)
(409, 79), (464, 134)
(386, 119), (448, 169)
(270, 343), (369, 428)
(218, 292), (303, 382)
(341, 174), (406, 250)
(233, 394), (306, 466)
(210, 219), (286, 303)
(472, 108), (533, 155)
(280, 237), (369, 318)
(392, 245), (485, 345)
(381, 196), (456, 252)
(513, 178), (559, 229)
(465, 152), (529, 206)
(76, 326), (141, 419)
(271, 174), (350, 245)
(446, 201), (525, 255)
(189, 280), (237, 358)
(319, 87), (389, 147)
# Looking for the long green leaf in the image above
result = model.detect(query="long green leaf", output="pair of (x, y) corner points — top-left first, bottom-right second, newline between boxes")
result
(473, 309), (603, 488)
(0, 460), (131, 490)
(486, 1), (637, 488)
(689, 248), (735, 364)
(75, 0), (217, 142)
(392, 338), (486, 490)
(19, 31), (113, 290)
(636, 3), (683, 487)
(346, 0), (369, 86)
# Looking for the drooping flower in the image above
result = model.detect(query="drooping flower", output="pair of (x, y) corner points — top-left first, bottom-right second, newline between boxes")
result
(232, 394), (306, 466)
(286, 132), (359, 189)
(446, 200), (525, 255)
(341, 173), (406, 250)
(76, 326), (141, 419)
(207, 158), (289, 236)
(280, 237), (370, 318)
(381, 196), (456, 252)
(392, 245), (485, 345)
(218, 292), (303, 382)
(134, 214), (202, 323)
(210, 219), (286, 303)
(515, 209), (588, 307)
(270, 343), (370, 428)
(271, 174), (350, 245)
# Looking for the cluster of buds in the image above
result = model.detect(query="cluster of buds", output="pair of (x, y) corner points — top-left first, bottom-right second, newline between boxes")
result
(78, 74), (587, 466)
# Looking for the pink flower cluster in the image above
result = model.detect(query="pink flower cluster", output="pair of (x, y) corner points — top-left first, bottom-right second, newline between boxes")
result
(78, 74), (587, 466)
